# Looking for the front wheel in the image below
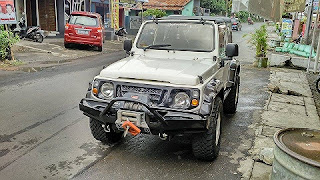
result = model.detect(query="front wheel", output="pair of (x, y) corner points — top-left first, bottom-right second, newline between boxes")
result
(89, 118), (123, 144)
(192, 97), (223, 161)
(223, 76), (240, 114)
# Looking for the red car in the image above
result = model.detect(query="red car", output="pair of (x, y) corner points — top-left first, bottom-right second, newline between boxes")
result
(64, 11), (104, 51)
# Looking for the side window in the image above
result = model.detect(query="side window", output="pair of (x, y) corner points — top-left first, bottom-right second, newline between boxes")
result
(218, 27), (226, 57)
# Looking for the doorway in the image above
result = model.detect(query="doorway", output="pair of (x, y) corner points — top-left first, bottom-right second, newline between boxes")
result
(26, 0), (37, 26)
(38, 0), (57, 31)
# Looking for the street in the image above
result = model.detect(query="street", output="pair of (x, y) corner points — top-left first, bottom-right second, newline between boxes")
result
(0, 23), (269, 179)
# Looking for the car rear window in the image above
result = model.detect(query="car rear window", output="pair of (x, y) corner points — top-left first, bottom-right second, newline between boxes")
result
(69, 15), (98, 27)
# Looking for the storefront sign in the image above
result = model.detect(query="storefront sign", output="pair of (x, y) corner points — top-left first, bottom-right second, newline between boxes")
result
(283, 0), (305, 13)
(0, 0), (17, 24)
(281, 18), (293, 37)
(111, 0), (119, 29)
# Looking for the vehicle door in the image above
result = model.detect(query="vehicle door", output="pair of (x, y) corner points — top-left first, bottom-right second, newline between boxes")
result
(218, 26), (231, 89)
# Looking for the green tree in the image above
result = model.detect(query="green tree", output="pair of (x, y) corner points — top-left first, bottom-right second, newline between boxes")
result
(201, 0), (227, 15)
(142, 9), (167, 18)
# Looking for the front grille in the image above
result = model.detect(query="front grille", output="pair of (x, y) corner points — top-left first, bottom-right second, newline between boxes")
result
(116, 84), (165, 104)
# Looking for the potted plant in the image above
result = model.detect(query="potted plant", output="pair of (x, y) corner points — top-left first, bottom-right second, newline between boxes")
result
(246, 25), (269, 67)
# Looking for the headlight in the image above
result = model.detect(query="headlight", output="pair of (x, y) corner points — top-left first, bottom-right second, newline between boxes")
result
(100, 82), (114, 99)
(173, 92), (190, 109)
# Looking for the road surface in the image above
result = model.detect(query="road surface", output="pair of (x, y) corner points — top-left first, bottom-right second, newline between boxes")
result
(0, 23), (268, 180)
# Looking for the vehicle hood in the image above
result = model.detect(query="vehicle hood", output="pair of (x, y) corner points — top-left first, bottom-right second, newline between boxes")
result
(99, 56), (215, 86)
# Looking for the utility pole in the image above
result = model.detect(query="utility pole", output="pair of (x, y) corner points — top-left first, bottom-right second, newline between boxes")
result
(304, 0), (315, 44)
(313, 4), (320, 72)
(307, 1), (319, 72)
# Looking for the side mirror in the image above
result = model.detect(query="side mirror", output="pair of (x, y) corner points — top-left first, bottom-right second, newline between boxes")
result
(124, 39), (132, 52)
(226, 43), (239, 57)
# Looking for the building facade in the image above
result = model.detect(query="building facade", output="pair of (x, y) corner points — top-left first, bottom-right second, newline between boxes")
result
(14, 0), (90, 36)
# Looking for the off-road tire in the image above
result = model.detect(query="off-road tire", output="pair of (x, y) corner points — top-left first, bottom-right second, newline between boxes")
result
(192, 97), (223, 161)
(89, 118), (122, 144)
(316, 77), (320, 93)
(223, 76), (240, 114)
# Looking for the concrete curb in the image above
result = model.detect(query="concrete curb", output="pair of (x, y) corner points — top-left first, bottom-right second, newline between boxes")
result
(245, 67), (320, 180)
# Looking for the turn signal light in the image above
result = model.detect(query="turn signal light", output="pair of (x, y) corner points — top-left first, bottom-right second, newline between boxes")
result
(92, 88), (98, 95)
(191, 99), (199, 106)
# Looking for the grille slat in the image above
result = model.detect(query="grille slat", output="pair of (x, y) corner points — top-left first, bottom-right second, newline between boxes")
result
(117, 84), (164, 104)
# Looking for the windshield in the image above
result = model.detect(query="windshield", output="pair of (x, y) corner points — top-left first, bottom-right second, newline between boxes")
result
(136, 22), (215, 52)
(69, 15), (98, 27)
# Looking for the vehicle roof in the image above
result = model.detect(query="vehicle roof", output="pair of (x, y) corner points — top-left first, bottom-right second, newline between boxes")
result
(161, 15), (231, 24)
(71, 11), (101, 18)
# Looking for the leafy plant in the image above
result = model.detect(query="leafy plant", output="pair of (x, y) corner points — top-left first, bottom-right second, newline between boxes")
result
(0, 25), (19, 61)
(141, 9), (167, 18)
(201, 0), (227, 15)
(245, 25), (268, 57)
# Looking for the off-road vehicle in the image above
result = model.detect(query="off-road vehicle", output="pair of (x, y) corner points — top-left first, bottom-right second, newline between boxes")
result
(79, 16), (240, 161)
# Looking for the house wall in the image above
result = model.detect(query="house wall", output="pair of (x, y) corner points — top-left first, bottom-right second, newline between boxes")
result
(56, 0), (65, 36)
(182, 0), (194, 16)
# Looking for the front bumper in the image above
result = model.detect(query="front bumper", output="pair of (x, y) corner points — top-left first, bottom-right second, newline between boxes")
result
(79, 97), (207, 135)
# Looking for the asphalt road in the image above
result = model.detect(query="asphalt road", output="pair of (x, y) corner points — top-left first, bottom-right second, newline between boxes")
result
(0, 23), (269, 180)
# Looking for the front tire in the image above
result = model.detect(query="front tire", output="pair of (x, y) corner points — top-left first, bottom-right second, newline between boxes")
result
(223, 76), (240, 114)
(192, 97), (223, 161)
(89, 118), (123, 144)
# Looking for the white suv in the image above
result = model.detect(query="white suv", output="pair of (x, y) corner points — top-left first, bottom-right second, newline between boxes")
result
(79, 16), (240, 161)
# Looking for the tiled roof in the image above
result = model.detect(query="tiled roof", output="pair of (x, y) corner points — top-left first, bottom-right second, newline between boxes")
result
(143, 0), (191, 11)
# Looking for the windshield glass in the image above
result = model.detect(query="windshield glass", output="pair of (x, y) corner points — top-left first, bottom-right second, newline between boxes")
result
(136, 22), (215, 52)
(69, 15), (98, 27)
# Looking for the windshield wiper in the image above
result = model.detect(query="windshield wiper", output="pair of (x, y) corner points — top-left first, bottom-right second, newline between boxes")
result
(143, 44), (171, 51)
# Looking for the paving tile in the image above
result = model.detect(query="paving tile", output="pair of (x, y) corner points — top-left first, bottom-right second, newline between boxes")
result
(262, 111), (320, 129)
(250, 162), (272, 180)
(267, 101), (305, 115)
(270, 93), (304, 105)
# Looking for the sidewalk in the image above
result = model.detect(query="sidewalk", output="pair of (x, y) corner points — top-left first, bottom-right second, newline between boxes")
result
(2, 38), (124, 72)
(243, 67), (320, 180)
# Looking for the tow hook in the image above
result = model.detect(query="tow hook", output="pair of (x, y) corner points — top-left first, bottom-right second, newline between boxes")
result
(159, 133), (168, 141)
(122, 121), (141, 137)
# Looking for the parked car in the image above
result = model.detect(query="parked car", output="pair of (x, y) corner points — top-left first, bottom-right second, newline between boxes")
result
(79, 16), (240, 161)
(231, 18), (242, 31)
(64, 11), (105, 51)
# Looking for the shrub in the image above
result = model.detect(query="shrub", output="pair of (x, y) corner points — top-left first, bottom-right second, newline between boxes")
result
(245, 25), (268, 57)
(0, 25), (19, 61)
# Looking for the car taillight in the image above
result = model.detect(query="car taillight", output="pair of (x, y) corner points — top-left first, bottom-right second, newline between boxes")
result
(233, 23), (237, 25)
(65, 23), (69, 30)
(97, 27), (102, 33)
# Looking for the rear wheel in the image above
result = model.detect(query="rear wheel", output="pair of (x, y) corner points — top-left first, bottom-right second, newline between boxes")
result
(192, 97), (223, 161)
(97, 45), (103, 52)
(35, 33), (43, 43)
(89, 118), (123, 144)
(223, 76), (240, 114)
(64, 43), (71, 49)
